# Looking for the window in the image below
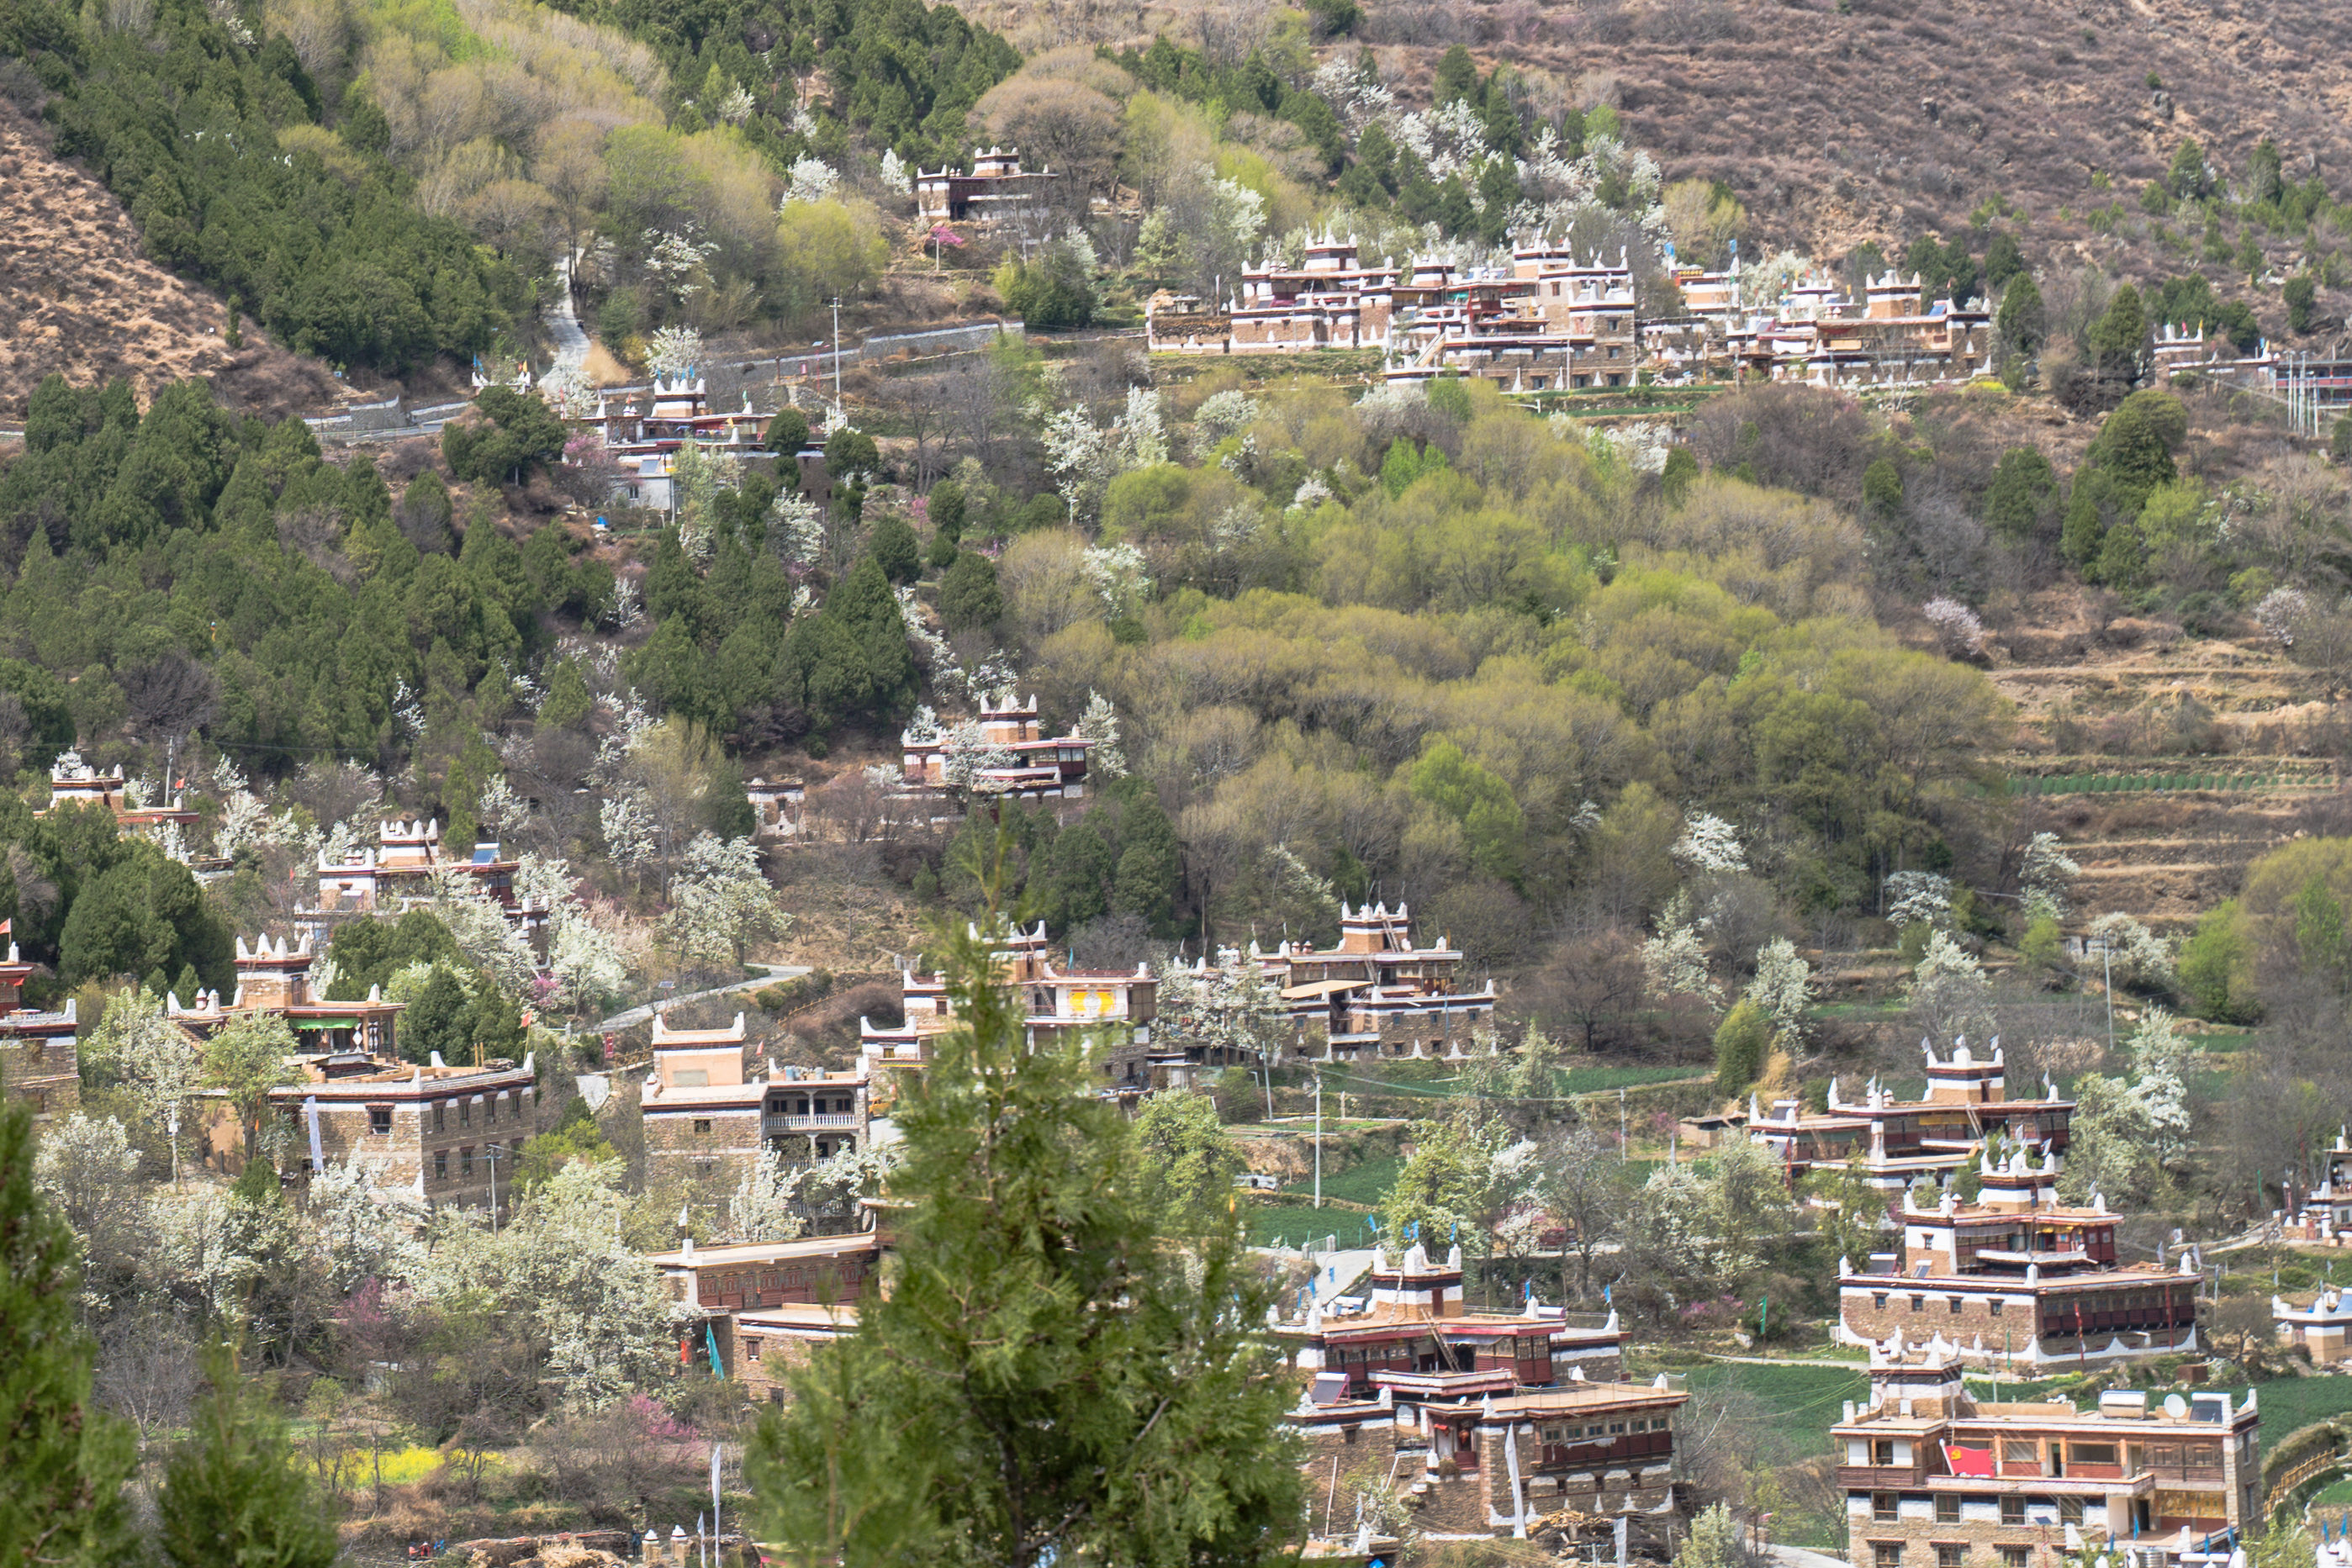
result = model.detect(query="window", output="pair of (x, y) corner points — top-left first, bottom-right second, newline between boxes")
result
(2187, 1444), (2221, 1468)
(743, 1338), (762, 1361)
(1874, 1494), (1899, 1523)
(2000, 1497), (2025, 1526)
(434, 1150), (447, 1183)
(1937, 1546), (1964, 1568)
(1609, 1423), (1626, 1435)
(2001, 1441), (2038, 1467)
(1937, 1497), (1960, 1524)
(1990, 1299), (2004, 1317)
(368, 1106), (392, 1135)
(2001, 1551), (2029, 1568)
(460, 1099), (471, 1127)
(1949, 1297), (1964, 1314)
(2057, 1498), (2084, 1525)
(1873, 1440), (1898, 1466)
(1874, 1544), (1903, 1568)
(461, 1147), (474, 1178)
(1875, 1293), (1890, 1310)
(695, 1119), (713, 1134)
(433, 1102), (446, 1132)
(1911, 1296), (1926, 1312)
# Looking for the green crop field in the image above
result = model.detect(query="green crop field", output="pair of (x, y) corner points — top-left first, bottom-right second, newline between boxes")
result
(1282, 1153), (1403, 1208)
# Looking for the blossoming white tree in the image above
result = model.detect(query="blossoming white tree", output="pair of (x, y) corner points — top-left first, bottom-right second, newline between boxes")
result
(1672, 812), (1747, 875)
(1910, 931), (1995, 1043)
(415, 1161), (685, 1406)
(308, 1156), (425, 1291)
(662, 833), (789, 970)
(1745, 937), (1814, 1044)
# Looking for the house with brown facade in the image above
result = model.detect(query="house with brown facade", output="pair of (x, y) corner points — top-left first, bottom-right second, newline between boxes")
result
(1280, 1243), (1684, 1540)
(267, 1048), (538, 1217)
(1250, 901), (1497, 1063)
(1833, 1341), (2258, 1568)
(858, 922), (1156, 1092)
(0, 946), (77, 1121)
(646, 1232), (881, 1400)
(1752, 1038), (2075, 1195)
(639, 1013), (870, 1192)
(1836, 1156), (2202, 1369)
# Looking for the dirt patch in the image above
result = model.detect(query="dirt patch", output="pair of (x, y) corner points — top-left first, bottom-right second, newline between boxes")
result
(0, 103), (347, 420)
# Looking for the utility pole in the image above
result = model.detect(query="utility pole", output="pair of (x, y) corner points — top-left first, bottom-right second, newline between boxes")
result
(1620, 1087), (1627, 1159)
(2097, 940), (2115, 1055)
(1313, 1071), (1324, 1209)
(830, 298), (843, 405)
(486, 1143), (504, 1233)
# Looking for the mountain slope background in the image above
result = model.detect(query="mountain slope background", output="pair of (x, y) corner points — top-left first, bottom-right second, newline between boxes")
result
(1343, 0), (2351, 295)
(0, 100), (349, 420)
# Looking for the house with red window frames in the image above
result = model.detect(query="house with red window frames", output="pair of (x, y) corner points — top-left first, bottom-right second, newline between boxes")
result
(645, 1232), (880, 1402)
(1836, 1147), (2203, 1370)
(1276, 1243), (1686, 1539)
(1833, 1339), (2258, 1568)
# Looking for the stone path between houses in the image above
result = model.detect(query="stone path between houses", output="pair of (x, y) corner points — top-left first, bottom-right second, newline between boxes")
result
(547, 251), (589, 382)
(592, 962), (806, 1033)
(1258, 1245), (1382, 1307)
(1766, 1544), (1850, 1568)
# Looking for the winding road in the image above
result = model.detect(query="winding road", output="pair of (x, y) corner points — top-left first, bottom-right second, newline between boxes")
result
(591, 962), (808, 1033)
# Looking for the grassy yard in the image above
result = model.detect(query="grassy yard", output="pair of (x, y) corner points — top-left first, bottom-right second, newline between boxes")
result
(1282, 1152), (1403, 1209)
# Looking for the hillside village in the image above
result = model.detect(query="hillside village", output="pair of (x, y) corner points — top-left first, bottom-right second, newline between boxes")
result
(6, 0), (2352, 1562)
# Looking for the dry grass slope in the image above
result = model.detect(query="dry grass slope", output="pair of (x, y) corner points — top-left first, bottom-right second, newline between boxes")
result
(0, 103), (346, 420)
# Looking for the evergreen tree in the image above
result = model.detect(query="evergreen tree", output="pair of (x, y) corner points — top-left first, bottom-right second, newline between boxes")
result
(1982, 447), (2056, 541)
(0, 1102), (139, 1568)
(869, 513), (922, 584)
(159, 1340), (339, 1568)
(747, 908), (1302, 1567)
(1111, 788), (1182, 933)
(938, 550), (1004, 631)
(825, 557), (920, 716)
(1996, 273), (2045, 354)
(2087, 284), (2148, 384)
(1711, 998), (1772, 1096)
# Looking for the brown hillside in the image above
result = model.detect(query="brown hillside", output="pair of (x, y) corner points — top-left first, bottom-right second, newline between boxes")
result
(0, 103), (346, 421)
(1355, 0), (2350, 327)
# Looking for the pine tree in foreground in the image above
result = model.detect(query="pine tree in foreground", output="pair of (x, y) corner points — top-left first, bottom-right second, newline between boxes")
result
(748, 884), (1303, 1568)
(157, 1341), (339, 1568)
(0, 1100), (139, 1568)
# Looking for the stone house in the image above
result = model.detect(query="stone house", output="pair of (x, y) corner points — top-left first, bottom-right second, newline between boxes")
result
(0, 946), (76, 1121)
(858, 923), (1156, 1095)
(640, 1013), (870, 1190)
(1835, 1162), (2201, 1369)
(646, 1232), (881, 1400)
(267, 1049), (538, 1217)
(1250, 902), (1497, 1063)
(1834, 1343), (2259, 1568)
(1752, 1038), (2075, 1195)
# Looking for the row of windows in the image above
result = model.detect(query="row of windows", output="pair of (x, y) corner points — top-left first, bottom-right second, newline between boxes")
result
(1539, 1418), (1664, 1442)
(1873, 1544), (2030, 1568)
(1873, 1494), (2087, 1525)
(431, 1147), (490, 1183)
(342, 1089), (524, 1138)
(1872, 1294), (2009, 1315)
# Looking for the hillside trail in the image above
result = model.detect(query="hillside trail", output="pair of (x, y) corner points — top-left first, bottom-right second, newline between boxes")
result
(592, 962), (806, 1032)
(1985, 617), (2335, 928)
(547, 251), (589, 382)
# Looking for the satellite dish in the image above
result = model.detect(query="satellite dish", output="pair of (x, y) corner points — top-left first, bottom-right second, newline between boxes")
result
(2164, 1395), (2189, 1419)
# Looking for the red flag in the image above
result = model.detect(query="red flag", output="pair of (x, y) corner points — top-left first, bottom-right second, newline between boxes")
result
(0, 918), (13, 936)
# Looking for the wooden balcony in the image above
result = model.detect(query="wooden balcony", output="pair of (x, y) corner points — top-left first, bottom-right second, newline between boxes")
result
(1837, 1463), (1928, 1489)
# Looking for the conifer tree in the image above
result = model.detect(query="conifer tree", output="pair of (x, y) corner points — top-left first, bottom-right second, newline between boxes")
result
(0, 1102), (138, 1568)
(158, 1340), (339, 1568)
(748, 884), (1301, 1567)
